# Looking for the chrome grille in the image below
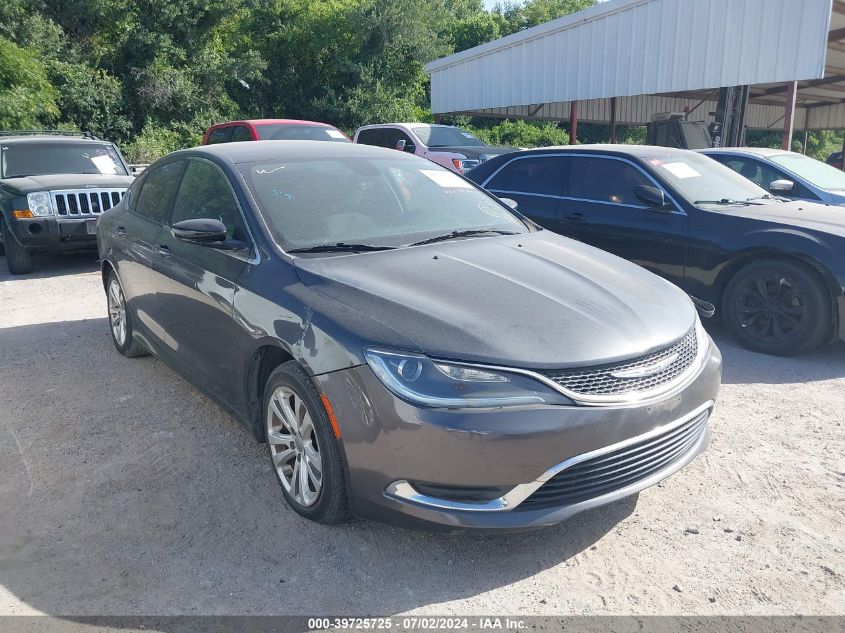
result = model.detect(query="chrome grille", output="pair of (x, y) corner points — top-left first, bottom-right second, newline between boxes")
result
(519, 409), (709, 510)
(51, 189), (126, 217)
(541, 329), (698, 397)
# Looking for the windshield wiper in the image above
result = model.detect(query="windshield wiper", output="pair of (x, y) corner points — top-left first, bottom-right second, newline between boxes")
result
(407, 229), (519, 247)
(693, 198), (754, 206)
(287, 242), (396, 254)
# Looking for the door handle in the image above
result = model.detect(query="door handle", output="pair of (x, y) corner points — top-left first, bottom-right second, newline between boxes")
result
(157, 245), (171, 257)
(115, 226), (127, 236)
(567, 212), (586, 222)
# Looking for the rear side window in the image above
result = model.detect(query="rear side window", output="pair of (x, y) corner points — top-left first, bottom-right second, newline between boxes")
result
(486, 157), (566, 196)
(207, 127), (233, 144)
(570, 156), (652, 206)
(134, 161), (184, 223)
(230, 126), (253, 142)
(356, 128), (386, 147)
(171, 159), (247, 241)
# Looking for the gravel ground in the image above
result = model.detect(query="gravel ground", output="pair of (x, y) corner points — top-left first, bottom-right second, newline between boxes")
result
(0, 251), (843, 617)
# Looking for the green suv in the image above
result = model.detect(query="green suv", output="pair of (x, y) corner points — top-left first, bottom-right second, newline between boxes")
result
(0, 131), (134, 274)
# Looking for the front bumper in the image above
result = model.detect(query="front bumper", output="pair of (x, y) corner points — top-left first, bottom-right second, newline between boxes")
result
(7, 216), (98, 252)
(316, 339), (722, 530)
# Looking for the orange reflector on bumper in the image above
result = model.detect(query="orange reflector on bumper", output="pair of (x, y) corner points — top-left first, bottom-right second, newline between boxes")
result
(11, 210), (33, 219)
(320, 394), (341, 438)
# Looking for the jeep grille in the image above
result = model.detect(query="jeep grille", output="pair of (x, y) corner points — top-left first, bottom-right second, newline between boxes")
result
(51, 189), (126, 217)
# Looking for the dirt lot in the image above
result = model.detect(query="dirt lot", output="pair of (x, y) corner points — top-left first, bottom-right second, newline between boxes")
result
(0, 251), (843, 617)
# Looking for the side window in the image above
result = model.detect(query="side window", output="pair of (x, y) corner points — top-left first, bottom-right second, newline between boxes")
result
(570, 157), (653, 206)
(356, 129), (385, 147)
(230, 125), (253, 142)
(487, 157), (566, 196)
(382, 128), (412, 150)
(207, 127), (234, 145)
(171, 160), (247, 241)
(134, 161), (184, 223)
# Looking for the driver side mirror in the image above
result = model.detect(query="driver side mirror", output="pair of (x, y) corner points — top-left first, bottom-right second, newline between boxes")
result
(395, 139), (416, 153)
(769, 179), (795, 194)
(634, 185), (668, 209)
(499, 197), (519, 211)
(171, 218), (247, 251)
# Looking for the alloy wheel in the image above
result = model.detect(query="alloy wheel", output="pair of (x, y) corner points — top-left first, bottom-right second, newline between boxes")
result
(734, 274), (806, 344)
(266, 386), (323, 507)
(108, 278), (127, 346)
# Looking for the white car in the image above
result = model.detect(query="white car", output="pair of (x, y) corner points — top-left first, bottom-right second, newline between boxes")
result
(353, 123), (512, 175)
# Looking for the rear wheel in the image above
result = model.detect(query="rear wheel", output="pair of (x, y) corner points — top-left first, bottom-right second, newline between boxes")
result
(722, 259), (830, 356)
(4, 229), (33, 275)
(263, 361), (349, 524)
(107, 270), (148, 358)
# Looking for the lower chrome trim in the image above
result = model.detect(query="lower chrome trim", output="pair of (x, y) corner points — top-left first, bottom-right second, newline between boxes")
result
(384, 399), (714, 513)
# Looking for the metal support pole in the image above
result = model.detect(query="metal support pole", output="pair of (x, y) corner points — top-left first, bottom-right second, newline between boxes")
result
(610, 97), (617, 143)
(781, 81), (798, 150)
(841, 133), (845, 171)
(433, 114), (441, 124)
(802, 129), (808, 154)
(569, 101), (578, 145)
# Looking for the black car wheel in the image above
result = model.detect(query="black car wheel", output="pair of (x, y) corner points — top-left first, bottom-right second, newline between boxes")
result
(723, 259), (830, 356)
(3, 225), (33, 275)
(263, 361), (349, 524)
(106, 270), (149, 358)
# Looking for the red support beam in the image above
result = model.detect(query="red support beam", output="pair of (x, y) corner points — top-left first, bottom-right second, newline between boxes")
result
(569, 101), (578, 145)
(610, 97), (617, 143)
(781, 81), (798, 150)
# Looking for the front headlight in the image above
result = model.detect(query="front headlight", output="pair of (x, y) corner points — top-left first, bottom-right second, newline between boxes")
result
(364, 348), (572, 408)
(26, 192), (53, 216)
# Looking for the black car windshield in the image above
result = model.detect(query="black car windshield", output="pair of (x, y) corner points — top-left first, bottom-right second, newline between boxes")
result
(240, 156), (527, 251)
(256, 124), (350, 142)
(1, 142), (127, 178)
(648, 152), (770, 205)
(769, 153), (845, 191)
(412, 126), (485, 148)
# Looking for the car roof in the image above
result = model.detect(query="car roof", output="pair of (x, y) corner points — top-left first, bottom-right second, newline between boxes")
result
(699, 147), (792, 158)
(516, 144), (703, 159)
(0, 135), (114, 144)
(173, 139), (421, 165)
(357, 123), (454, 129)
(210, 119), (337, 128)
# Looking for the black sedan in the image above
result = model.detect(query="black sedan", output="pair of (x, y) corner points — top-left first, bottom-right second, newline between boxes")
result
(468, 145), (845, 356)
(96, 141), (720, 529)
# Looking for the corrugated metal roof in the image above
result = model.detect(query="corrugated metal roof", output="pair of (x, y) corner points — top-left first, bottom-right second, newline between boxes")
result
(426, 0), (831, 115)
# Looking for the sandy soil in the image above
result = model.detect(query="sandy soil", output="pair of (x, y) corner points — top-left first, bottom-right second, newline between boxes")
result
(0, 251), (843, 617)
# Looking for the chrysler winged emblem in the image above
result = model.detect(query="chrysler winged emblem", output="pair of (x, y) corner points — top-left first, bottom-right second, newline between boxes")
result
(610, 353), (678, 379)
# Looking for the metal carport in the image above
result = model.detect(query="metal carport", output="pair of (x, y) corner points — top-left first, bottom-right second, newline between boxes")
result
(425, 0), (837, 148)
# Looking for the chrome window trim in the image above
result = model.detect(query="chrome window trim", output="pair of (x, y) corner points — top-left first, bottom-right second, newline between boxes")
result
(385, 399), (714, 512)
(481, 152), (685, 214)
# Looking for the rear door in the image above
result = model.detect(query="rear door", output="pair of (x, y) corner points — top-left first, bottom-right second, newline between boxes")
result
(483, 155), (567, 232)
(560, 154), (688, 286)
(356, 128), (387, 147)
(154, 157), (252, 409)
(113, 160), (185, 348)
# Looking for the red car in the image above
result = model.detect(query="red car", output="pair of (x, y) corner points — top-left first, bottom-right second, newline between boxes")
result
(202, 119), (350, 145)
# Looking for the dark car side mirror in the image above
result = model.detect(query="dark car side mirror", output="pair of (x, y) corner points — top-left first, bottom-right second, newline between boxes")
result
(171, 218), (247, 251)
(769, 179), (795, 193)
(634, 185), (667, 208)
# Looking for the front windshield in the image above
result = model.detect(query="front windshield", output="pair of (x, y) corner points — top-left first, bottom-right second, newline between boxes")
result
(413, 126), (484, 148)
(649, 151), (770, 204)
(1, 142), (127, 178)
(256, 124), (349, 143)
(239, 156), (527, 251)
(769, 153), (845, 191)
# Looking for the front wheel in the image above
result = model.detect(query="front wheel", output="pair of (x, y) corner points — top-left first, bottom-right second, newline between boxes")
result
(722, 259), (830, 356)
(263, 362), (349, 524)
(4, 229), (33, 275)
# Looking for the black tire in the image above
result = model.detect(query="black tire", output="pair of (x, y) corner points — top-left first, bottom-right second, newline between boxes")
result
(106, 270), (149, 358)
(4, 229), (33, 275)
(722, 259), (830, 356)
(263, 361), (349, 524)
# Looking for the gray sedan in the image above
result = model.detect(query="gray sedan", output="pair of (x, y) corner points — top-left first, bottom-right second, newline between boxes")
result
(96, 141), (721, 530)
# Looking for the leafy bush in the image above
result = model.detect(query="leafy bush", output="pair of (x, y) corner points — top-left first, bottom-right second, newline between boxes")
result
(464, 119), (569, 148)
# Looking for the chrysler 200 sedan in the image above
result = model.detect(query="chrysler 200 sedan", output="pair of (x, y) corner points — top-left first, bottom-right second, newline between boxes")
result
(97, 141), (721, 530)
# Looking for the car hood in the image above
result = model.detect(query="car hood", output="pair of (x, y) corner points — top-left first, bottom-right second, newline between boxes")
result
(428, 145), (513, 161)
(716, 198), (845, 237)
(293, 232), (696, 369)
(1, 173), (134, 193)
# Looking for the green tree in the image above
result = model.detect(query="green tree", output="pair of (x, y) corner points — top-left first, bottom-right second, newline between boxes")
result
(0, 37), (59, 129)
